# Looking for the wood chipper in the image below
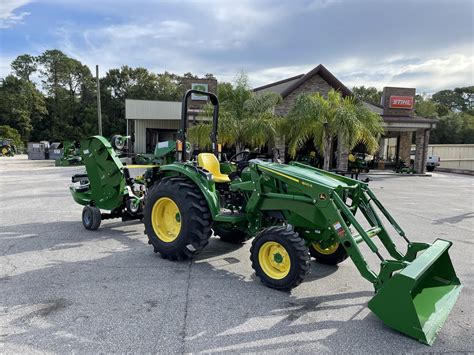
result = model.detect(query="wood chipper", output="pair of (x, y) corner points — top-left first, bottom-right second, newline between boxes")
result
(70, 90), (462, 345)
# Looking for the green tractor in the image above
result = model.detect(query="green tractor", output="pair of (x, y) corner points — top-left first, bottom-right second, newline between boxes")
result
(0, 138), (16, 157)
(71, 90), (462, 345)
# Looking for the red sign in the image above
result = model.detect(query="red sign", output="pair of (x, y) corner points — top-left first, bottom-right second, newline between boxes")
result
(389, 96), (414, 109)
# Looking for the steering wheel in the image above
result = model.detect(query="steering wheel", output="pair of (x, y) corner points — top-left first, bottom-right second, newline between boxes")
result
(228, 150), (251, 163)
(228, 151), (252, 177)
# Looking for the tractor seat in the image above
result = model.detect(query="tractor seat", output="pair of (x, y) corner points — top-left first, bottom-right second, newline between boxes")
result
(197, 153), (230, 183)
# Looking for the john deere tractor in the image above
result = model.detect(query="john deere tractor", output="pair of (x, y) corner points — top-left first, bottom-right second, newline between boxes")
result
(0, 138), (16, 157)
(71, 90), (462, 345)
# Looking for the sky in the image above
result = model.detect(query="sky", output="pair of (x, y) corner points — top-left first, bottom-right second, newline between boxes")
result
(0, 0), (473, 93)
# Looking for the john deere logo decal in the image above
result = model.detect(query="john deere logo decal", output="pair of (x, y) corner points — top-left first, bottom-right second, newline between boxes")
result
(191, 83), (209, 100)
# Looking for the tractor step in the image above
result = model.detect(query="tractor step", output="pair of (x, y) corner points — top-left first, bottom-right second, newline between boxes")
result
(214, 210), (247, 223)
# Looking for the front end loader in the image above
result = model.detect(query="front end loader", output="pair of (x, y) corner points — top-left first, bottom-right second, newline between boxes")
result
(140, 89), (462, 345)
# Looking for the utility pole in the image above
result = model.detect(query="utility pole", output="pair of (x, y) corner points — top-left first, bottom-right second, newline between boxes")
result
(96, 65), (102, 136)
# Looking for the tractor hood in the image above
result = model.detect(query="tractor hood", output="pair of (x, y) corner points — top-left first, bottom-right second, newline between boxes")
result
(253, 160), (353, 189)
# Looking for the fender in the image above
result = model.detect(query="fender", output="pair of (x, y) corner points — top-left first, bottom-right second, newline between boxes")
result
(159, 163), (221, 218)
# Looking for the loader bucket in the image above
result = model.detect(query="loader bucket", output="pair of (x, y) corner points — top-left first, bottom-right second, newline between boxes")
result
(368, 239), (462, 345)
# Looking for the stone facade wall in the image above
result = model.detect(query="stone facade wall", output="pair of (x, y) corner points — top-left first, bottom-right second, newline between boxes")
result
(415, 129), (430, 173)
(275, 74), (333, 116)
(274, 74), (334, 163)
(399, 131), (412, 163)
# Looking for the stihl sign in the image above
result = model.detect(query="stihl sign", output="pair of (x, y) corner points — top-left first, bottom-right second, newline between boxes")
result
(389, 96), (414, 109)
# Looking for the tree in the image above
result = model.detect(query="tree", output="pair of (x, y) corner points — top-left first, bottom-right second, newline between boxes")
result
(11, 54), (37, 81)
(0, 125), (23, 149)
(283, 89), (384, 170)
(432, 89), (466, 115)
(430, 112), (474, 144)
(188, 73), (282, 152)
(352, 86), (382, 106)
(415, 94), (438, 118)
(0, 75), (47, 142)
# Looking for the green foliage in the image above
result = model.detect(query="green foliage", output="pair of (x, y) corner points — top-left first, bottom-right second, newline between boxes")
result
(431, 89), (467, 115)
(352, 86), (382, 106)
(0, 75), (48, 142)
(1, 50), (210, 143)
(11, 54), (37, 81)
(0, 125), (23, 148)
(430, 112), (474, 144)
(283, 89), (383, 170)
(415, 95), (438, 118)
(188, 73), (282, 152)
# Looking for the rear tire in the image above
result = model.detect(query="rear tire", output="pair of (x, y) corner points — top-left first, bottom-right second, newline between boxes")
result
(250, 226), (310, 290)
(309, 242), (348, 265)
(213, 224), (249, 244)
(82, 206), (101, 230)
(144, 177), (212, 260)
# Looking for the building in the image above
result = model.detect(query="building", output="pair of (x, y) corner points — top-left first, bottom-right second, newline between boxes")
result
(126, 78), (217, 153)
(126, 65), (436, 173)
(254, 64), (436, 173)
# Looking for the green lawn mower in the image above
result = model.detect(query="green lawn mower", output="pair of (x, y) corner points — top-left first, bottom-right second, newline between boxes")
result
(0, 138), (16, 157)
(70, 90), (462, 345)
(70, 135), (148, 230)
(55, 140), (83, 166)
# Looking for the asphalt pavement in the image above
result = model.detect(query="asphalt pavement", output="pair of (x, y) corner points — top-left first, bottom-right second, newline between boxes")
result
(0, 156), (472, 353)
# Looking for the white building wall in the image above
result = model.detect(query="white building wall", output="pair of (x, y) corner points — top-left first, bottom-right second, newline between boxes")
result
(126, 99), (181, 120)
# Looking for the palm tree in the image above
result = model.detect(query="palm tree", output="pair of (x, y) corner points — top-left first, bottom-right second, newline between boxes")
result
(188, 73), (282, 153)
(282, 89), (384, 170)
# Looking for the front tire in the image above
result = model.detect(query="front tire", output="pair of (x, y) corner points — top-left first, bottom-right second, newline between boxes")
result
(82, 206), (101, 230)
(426, 165), (435, 172)
(144, 177), (212, 260)
(250, 226), (310, 290)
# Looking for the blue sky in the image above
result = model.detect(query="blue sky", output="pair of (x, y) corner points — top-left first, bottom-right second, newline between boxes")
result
(0, 0), (473, 93)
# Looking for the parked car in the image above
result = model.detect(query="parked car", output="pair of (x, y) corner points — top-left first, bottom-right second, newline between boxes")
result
(427, 155), (441, 172)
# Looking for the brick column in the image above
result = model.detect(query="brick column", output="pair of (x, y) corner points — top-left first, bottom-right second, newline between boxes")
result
(337, 134), (349, 171)
(414, 129), (429, 173)
(399, 131), (412, 163)
(274, 135), (286, 163)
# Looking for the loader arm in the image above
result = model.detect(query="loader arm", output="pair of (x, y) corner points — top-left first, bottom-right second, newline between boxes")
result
(231, 159), (462, 345)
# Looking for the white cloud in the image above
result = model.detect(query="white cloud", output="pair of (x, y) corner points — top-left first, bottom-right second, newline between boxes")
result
(0, 0), (32, 28)
(244, 41), (473, 93)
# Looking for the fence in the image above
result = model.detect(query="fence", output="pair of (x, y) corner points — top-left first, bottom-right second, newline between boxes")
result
(411, 144), (474, 172)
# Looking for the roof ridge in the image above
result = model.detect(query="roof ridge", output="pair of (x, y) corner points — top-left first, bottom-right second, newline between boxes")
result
(253, 73), (305, 92)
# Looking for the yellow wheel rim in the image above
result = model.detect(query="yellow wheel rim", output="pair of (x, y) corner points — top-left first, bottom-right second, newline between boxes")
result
(151, 197), (181, 243)
(1, 148), (7, 155)
(312, 241), (339, 255)
(258, 241), (291, 280)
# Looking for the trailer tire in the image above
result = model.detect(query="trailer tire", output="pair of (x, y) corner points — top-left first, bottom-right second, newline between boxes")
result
(213, 224), (249, 244)
(309, 242), (348, 265)
(250, 226), (310, 290)
(144, 177), (212, 260)
(82, 206), (101, 230)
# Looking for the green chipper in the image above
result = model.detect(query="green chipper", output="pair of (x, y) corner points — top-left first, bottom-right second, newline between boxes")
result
(70, 90), (461, 345)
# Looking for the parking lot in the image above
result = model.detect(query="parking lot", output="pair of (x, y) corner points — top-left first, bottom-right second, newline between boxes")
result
(1, 156), (473, 353)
